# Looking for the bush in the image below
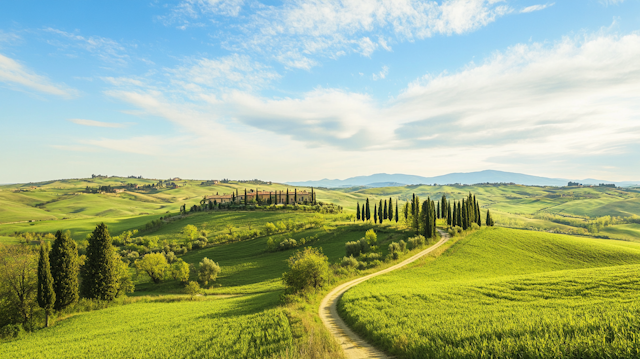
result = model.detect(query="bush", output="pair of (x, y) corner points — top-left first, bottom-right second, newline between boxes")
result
(185, 281), (201, 299)
(341, 255), (359, 268)
(364, 229), (377, 245)
(198, 257), (221, 286)
(471, 223), (480, 230)
(0, 324), (25, 339)
(345, 241), (362, 257)
(388, 242), (401, 260)
(407, 235), (426, 250)
(282, 247), (329, 294)
(170, 259), (190, 283)
(165, 251), (176, 263)
(279, 238), (297, 251)
(398, 240), (407, 252)
(135, 253), (169, 284)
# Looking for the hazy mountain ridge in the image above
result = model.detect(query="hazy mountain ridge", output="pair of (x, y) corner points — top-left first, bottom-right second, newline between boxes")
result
(286, 170), (640, 188)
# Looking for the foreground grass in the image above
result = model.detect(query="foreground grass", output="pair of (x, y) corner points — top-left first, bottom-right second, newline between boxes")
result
(338, 227), (640, 358)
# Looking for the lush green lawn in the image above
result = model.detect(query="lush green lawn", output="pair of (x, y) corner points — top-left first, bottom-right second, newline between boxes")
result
(338, 227), (640, 358)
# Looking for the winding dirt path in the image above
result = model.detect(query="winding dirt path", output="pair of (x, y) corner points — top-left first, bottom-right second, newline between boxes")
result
(319, 230), (450, 359)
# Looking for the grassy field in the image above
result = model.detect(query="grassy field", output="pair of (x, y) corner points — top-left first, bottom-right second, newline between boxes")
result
(338, 227), (640, 358)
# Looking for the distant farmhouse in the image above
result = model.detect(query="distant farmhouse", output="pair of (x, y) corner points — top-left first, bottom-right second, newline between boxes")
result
(206, 189), (312, 204)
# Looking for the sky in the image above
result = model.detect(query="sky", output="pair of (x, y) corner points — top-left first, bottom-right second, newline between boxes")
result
(1, 0), (640, 183)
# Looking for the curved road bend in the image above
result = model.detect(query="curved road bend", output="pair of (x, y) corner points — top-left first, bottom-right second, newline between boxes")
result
(319, 230), (450, 359)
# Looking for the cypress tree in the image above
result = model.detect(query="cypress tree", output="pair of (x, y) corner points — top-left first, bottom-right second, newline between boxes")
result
(81, 223), (118, 301)
(457, 201), (462, 228)
(436, 202), (440, 219)
(413, 196), (421, 233)
(388, 197), (393, 223)
(378, 201), (383, 224)
(294, 188), (297, 203)
(286, 189), (290, 205)
(404, 202), (409, 221)
(50, 230), (79, 312)
(311, 187), (315, 205)
(476, 201), (481, 226)
(244, 188), (247, 206)
(366, 198), (371, 221)
(422, 200), (430, 238)
(395, 200), (399, 223)
(374, 204), (377, 224)
(447, 201), (452, 226)
(37, 244), (55, 327)
(356, 203), (361, 221)
(486, 209), (494, 226)
(411, 193), (416, 215)
(383, 200), (387, 220)
(441, 195), (447, 222)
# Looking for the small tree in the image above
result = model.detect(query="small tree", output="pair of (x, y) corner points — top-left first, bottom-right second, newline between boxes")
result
(182, 225), (198, 245)
(0, 244), (38, 327)
(486, 210), (495, 226)
(198, 257), (221, 286)
(282, 247), (329, 294)
(170, 259), (190, 283)
(185, 281), (201, 299)
(37, 245), (55, 328)
(114, 253), (134, 296)
(135, 253), (169, 284)
(364, 229), (377, 246)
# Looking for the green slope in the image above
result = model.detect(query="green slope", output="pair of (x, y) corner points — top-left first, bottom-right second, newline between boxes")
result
(339, 227), (640, 358)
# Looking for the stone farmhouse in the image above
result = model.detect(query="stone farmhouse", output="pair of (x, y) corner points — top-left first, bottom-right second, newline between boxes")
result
(206, 189), (313, 204)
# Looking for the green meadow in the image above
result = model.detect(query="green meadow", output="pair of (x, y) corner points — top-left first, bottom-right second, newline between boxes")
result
(338, 227), (640, 358)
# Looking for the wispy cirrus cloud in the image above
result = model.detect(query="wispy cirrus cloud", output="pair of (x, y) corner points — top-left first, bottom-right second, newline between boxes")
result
(44, 28), (129, 65)
(69, 119), (129, 128)
(521, 3), (554, 13)
(161, 0), (245, 28)
(0, 53), (77, 97)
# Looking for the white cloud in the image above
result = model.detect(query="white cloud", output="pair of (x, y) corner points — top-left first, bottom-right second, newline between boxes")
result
(0, 53), (77, 97)
(0, 30), (21, 45)
(69, 119), (128, 128)
(166, 0), (512, 68)
(45, 28), (129, 65)
(162, 0), (245, 28)
(80, 136), (187, 155)
(520, 3), (554, 13)
(168, 54), (280, 93)
(372, 65), (389, 80)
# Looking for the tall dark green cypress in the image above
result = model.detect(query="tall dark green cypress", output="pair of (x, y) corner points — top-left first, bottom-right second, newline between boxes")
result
(286, 189), (289, 205)
(38, 244), (55, 327)
(383, 200), (387, 220)
(81, 223), (118, 301)
(395, 200), (399, 223)
(422, 200), (430, 238)
(457, 201), (462, 228)
(294, 188), (297, 203)
(378, 201), (383, 224)
(441, 195), (447, 222)
(356, 202), (361, 221)
(244, 188), (247, 206)
(374, 204), (378, 224)
(486, 209), (494, 226)
(311, 187), (315, 205)
(436, 202), (440, 219)
(50, 230), (79, 311)
(366, 198), (371, 221)
(411, 193), (416, 215)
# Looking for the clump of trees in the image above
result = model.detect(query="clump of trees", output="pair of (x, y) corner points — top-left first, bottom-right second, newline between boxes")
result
(282, 247), (329, 295)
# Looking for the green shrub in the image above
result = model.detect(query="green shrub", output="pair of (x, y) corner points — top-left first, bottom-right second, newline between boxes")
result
(341, 255), (359, 268)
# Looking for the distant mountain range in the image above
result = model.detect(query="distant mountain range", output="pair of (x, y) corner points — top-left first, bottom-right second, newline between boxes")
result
(286, 170), (640, 188)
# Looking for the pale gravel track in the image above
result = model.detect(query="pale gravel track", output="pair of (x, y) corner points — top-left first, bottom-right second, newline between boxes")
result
(319, 230), (450, 359)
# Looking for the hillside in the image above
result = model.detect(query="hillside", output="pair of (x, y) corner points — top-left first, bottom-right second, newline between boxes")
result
(338, 227), (640, 358)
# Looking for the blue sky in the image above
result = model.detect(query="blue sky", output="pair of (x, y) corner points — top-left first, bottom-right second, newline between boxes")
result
(1, 0), (639, 183)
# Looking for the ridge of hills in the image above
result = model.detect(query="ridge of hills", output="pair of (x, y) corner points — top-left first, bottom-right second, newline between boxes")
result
(287, 169), (640, 188)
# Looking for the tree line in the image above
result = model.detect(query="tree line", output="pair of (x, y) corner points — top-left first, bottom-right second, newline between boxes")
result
(355, 192), (494, 240)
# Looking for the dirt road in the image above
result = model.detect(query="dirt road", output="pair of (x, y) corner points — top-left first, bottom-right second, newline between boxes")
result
(318, 231), (450, 359)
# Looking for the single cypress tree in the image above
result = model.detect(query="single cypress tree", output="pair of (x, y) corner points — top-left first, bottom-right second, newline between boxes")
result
(457, 201), (462, 228)
(395, 200), (399, 223)
(388, 197), (393, 222)
(383, 200), (388, 220)
(365, 198), (371, 221)
(286, 189), (290, 205)
(50, 230), (79, 312)
(441, 195), (447, 222)
(294, 188), (297, 203)
(38, 244), (55, 327)
(404, 202), (409, 221)
(476, 201), (482, 226)
(374, 204), (378, 224)
(81, 223), (118, 301)
(436, 202), (440, 219)
(356, 203), (361, 221)
(411, 193), (416, 215)
(378, 201), (383, 224)
(311, 187), (315, 205)
(447, 201), (452, 226)
(486, 209), (494, 226)
(244, 188), (247, 206)
(422, 200), (430, 238)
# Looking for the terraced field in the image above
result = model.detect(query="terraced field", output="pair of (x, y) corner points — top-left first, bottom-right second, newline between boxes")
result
(338, 227), (640, 358)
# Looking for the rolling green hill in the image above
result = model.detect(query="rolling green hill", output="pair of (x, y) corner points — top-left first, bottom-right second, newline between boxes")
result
(338, 227), (640, 358)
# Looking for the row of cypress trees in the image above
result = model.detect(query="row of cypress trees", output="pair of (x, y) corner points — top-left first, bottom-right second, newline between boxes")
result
(354, 192), (495, 240)
(37, 223), (121, 327)
(356, 197), (399, 224)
